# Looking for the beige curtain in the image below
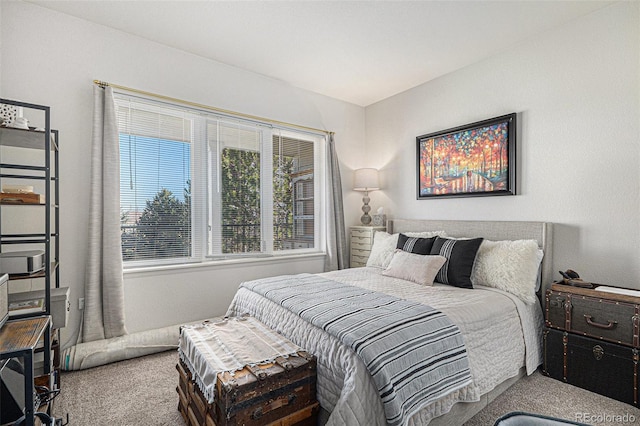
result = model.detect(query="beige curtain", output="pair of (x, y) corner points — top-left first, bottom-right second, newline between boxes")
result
(324, 133), (348, 271)
(82, 85), (128, 342)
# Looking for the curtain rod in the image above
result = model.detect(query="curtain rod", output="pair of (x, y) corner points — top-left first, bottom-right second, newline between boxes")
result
(93, 80), (333, 135)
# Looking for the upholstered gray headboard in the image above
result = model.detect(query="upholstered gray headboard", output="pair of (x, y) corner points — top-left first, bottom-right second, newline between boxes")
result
(387, 219), (554, 298)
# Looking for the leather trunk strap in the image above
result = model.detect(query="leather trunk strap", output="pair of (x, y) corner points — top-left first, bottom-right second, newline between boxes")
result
(562, 332), (569, 381)
(634, 349), (639, 405)
(564, 294), (573, 332)
(633, 305), (640, 348)
(246, 364), (269, 381)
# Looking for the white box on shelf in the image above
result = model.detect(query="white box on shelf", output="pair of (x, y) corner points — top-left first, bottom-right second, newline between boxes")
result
(0, 250), (45, 275)
(8, 286), (69, 329)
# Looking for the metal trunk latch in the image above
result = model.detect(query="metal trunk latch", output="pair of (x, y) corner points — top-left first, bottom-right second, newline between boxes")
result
(251, 407), (263, 420)
(593, 345), (605, 361)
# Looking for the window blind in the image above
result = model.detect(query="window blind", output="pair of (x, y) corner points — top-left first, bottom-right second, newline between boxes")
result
(115, 95), (194, 263)
(208, 120), (263, 255)
(272, 131), (315, 251)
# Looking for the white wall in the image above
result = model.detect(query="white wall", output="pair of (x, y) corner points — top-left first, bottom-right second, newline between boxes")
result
(0, 1), (365, 342)
(0, 1), (3, 87)
(366, 2), (640, 288)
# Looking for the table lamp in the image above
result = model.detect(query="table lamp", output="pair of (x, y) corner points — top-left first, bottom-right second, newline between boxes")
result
(353, 168), (380, 225)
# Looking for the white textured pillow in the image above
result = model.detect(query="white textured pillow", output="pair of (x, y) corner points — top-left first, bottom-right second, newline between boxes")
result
(366, 232), (399, 268)
(471, 239), (542, 304)
(534, 249), (544, 292)
(403, 231), (447, 238)
(383, 250), (447, 286)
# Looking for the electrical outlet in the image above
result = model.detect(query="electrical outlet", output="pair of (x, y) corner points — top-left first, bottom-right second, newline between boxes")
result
(78, 297), (85, 310)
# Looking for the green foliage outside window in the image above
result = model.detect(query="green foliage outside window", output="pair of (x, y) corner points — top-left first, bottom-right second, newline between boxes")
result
(219, 148), (296, 253)
(220, 148), (261, 253)
(121, 149), (300, 259)
(122, 184), (191, 261)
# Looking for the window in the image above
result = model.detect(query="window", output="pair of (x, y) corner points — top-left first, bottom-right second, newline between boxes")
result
(115, 94), (324, 267)
(117, 99), (193, 264)
(273, 131), (315, 251)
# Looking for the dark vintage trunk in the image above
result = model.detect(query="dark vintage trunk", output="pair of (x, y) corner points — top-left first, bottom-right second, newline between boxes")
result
(545, 284), (640, 348)
(177, 351), (318, 426)
(543, 328), (639, 407)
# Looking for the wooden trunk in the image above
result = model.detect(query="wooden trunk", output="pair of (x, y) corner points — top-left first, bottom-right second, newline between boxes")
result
(177, 352), (318, 426)
(177, 360), (191, 425)
(543, 328), (639, 407)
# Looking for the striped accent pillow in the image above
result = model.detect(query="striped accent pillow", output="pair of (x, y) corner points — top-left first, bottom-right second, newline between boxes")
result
(396, 233), (435, 255)
(430, 236), (483, 288)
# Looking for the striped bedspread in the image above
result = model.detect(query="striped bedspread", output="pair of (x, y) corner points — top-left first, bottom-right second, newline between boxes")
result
(240, 273), (472, 426)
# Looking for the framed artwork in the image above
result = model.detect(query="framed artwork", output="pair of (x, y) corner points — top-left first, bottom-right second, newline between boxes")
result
(416, 113), (516, 199)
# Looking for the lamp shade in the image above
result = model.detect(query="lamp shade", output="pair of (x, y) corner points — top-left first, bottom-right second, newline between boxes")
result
(353, 168), (380, 191)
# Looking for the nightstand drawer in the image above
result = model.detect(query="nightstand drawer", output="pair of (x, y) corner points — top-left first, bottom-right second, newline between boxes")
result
(351, 254), (369, 265)
(350, 236), (372, 246)
(351, 229), (374, 239)
(351, 242), (371, 251)
(351, 249), (371, 258)
(351, 238), (373, 250)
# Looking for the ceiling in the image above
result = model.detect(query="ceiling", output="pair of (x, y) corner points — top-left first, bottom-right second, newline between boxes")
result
(27, 0), (614, 106)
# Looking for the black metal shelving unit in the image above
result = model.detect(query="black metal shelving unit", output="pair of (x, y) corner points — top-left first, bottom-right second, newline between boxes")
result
(0, 98), (60, 426)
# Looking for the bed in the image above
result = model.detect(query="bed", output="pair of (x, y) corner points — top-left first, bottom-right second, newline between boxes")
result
(226, 219), (553, 425)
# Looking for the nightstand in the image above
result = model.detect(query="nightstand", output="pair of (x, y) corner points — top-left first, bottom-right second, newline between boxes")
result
(543, 282), (640, 407)
(349, 226), (385, 268)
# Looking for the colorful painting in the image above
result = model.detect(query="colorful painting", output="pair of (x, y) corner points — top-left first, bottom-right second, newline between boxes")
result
(416, 113), (516, 199)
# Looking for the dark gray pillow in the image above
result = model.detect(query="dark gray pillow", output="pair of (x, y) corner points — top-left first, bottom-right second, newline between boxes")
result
(396, 233), (435, 255)
(430, 236), (483, 288)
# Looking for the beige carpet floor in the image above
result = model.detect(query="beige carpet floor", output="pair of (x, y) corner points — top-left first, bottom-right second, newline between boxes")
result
(53, 350), (640, 426)
(54, 350), (183, 425)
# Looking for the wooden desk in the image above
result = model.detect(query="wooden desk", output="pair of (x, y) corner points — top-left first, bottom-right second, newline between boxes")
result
(0, 316), (51, 426)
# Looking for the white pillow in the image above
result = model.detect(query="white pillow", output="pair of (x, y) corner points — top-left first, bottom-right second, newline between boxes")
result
(471, 239), (542, 304)
(366, 232), (399, 268)
(382, 250), (447, 286)
(403, 231), (447, 238)
(534, 249), (544, 292)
